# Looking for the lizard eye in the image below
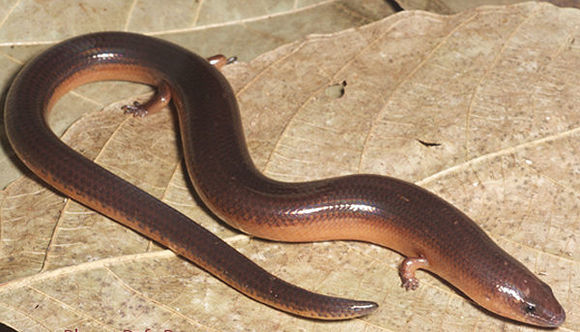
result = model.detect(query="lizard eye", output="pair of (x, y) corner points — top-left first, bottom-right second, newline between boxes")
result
(524, 302), (536, 315)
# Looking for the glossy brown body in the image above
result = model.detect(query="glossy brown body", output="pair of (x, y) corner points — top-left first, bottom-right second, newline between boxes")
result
(4, 32), (565, 326)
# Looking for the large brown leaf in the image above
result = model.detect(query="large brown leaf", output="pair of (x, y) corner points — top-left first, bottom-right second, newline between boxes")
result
(1, 2), (578, 331)
(397, 0), (580, 14)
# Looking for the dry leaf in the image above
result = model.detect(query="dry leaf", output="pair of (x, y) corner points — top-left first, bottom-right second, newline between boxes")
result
(1, 2), (578, 331)
(396, 0), (580, 14)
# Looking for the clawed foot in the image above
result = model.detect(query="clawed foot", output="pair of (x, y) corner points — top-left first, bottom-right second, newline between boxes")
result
(402, 276), (420, 291)
(122, 101), (148, 117)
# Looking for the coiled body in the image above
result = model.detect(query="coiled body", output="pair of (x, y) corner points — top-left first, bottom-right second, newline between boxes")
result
(4, 32), (565, 327)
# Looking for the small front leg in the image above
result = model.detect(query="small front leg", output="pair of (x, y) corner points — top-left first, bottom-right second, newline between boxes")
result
(122, 80), (172, 117)
(121, 54), (236, 117)
(399, 257), (429, 290)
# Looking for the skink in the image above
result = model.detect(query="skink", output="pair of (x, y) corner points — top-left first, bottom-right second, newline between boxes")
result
(4, 32), (565, 327)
